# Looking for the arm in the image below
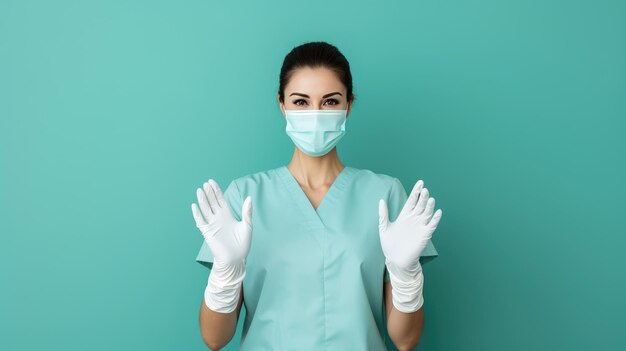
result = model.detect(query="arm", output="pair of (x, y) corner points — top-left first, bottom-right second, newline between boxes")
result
(191, 179), (253, 350)
(199, 288), (244, 350)
(379, 178), (442, 351)
(384, 281), (424, 351)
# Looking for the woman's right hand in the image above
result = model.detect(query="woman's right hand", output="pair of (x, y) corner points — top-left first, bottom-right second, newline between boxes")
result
(192, 179), (253, 313)
(191, 179), (253, 266)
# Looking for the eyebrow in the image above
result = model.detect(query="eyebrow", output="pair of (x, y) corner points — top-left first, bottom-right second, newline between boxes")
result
(289, 92), (343, 98)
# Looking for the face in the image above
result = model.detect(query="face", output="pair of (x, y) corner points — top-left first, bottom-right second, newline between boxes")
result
(279, 66), (351, 118)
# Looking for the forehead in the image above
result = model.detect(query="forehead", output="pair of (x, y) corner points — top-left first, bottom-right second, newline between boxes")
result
(284, 66), (345, 95)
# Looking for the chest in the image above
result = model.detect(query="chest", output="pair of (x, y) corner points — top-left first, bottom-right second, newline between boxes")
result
(298, 184), (331, 210)
(244, 187), (384, 275)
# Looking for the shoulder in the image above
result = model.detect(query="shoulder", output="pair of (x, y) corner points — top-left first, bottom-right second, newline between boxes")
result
(347, 166), (402, 191)
(230, 166), (285, 191)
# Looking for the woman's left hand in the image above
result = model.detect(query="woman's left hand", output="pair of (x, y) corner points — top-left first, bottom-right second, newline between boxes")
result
(378, 179), (442, 269)
(378, 179), (443, 312)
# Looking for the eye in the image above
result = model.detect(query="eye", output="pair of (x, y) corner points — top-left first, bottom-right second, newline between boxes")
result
(324, 99), (339, 106)
(293, 99), (307, 106)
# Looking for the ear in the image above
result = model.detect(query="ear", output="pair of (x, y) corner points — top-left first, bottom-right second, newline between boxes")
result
(278, 95), (286, 117)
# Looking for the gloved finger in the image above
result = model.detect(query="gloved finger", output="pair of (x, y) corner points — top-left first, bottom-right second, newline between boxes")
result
(241, 195), (253, 232)
(421, 197), (436, 225)
(401, 180), (424, 218)
(203, 181), (219, 213)
(197, 187), (215, 222)
(413, 187), (429, 215)
(427, 209), (443, 230)
(210, 179), (227, 209)
(378, 199), (389, 232)
(191, 203), (208, 227)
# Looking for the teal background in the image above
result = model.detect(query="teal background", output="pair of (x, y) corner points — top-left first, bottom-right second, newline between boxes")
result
(1, 0), (624, 350)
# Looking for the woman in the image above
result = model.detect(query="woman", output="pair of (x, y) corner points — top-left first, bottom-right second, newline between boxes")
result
(192, 41), (442, 351)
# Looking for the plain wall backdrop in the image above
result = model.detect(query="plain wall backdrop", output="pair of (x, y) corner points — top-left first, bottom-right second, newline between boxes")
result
(1, 0), (624, 350)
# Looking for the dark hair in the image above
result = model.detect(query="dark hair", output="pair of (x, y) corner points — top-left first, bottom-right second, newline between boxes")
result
(278, 41), (355, 105)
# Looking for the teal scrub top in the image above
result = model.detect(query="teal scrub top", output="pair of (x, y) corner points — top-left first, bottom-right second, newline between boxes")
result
(196, 165), (438, 350)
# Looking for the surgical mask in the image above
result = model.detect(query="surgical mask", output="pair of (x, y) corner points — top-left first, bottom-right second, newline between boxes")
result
(284, 108), (348, 157)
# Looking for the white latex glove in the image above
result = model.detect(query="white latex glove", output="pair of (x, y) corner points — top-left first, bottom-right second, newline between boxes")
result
(191, 179), (253, 313)
(378, 179), (443, 313)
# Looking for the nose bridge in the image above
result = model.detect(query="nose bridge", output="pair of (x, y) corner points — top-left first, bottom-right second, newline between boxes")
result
(314, 98), (324, 110)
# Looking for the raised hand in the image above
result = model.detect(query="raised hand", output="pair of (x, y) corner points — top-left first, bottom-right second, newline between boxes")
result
(191, 179), (253, 266)
(378, 179), (442, 270)
(378, 179), (443, 313)
(191, 179), (252, 313)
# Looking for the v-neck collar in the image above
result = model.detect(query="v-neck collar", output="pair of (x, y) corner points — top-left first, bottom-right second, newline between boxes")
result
(276, 165), (356, 229)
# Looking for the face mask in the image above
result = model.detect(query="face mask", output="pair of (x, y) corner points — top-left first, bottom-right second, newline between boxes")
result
(284, 108), (348, 157)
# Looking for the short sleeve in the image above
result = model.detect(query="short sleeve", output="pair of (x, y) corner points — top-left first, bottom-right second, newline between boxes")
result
(383, 178), (439, 282)
(195, 179), (244, 269)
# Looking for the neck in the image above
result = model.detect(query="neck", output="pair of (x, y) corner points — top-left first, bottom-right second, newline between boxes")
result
(286, 147), (345, 188)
